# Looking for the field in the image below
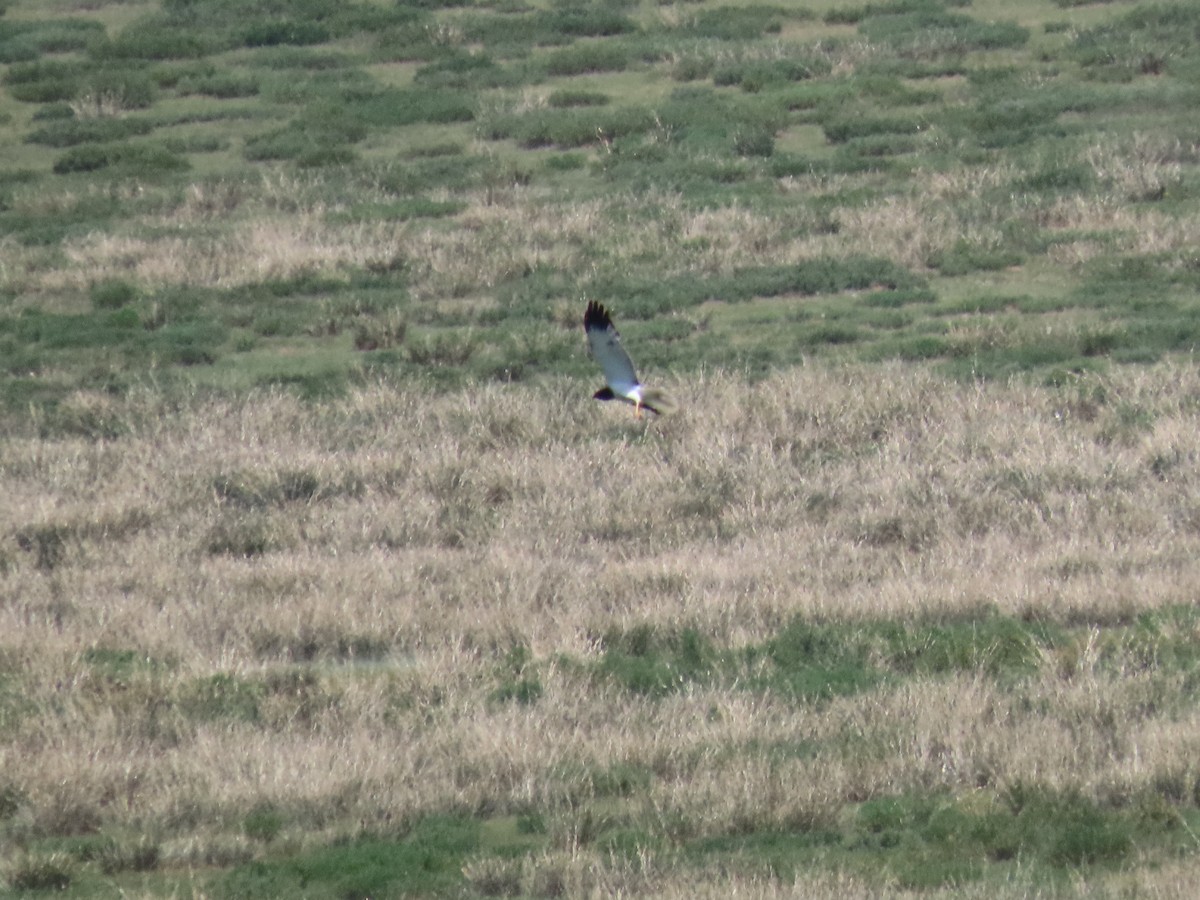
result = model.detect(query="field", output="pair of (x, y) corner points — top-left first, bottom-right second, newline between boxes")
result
(3, 0), (1200, 896)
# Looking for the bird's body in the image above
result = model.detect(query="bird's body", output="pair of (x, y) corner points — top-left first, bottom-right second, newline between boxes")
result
(583, 301), (676, 416)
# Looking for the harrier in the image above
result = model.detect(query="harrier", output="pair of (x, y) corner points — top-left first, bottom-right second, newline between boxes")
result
(584, 301), (676, 417)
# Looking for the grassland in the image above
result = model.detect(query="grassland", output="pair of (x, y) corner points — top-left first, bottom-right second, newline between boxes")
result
(3, 0), (1200, 896)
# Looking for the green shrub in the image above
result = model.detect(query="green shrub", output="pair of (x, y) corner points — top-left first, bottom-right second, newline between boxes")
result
(858, 7), (1028, 55)
(243, 804), (285, 843)
(597, 625), (718, 697)
(1070, 4), (1200, 79)
(11, 309), (139, 350)
(930, 244), (1023, 276)
(713, 57), (824, 91)
(93, 18), (211, 60)
(0, 19), (103, 62)
(547, 88), (610, 108)
(821, 112), (928, 144)
(841, 133), (921, 157)
(482, 105), (657, 149)
(541, 8), (637, 38)
(181, 673), (263, 720)
(98, 840), (160, 875)
(544, 43), (630, 77)
(345, 88), (475, 127)
(148, 321), (225, 365)
(183, 71), (260, 98)
(733, 125), (775, 157)
(3, 58), (84, 102)
(244, 105), (366, 162)
(250, 46), (356, 70)
(671, 54), (714, 82)
(85, 68), (159, 109)
(684, 6), (791, 40)
(219, 818), (479, 899)
(52, 144), (110, 173)
(27, 116), (154, 148)
(413, 51), (516, 89)
(8, 858), (72, 892)
(461, 8), (636, 49)
(24, 19), (104, 53)
(54, 141), (190, 175)
(91, 279), (138, 310)
(0, 36), (38, 64)
(243, 20), (330, 47)
(31, 101), (74, 121)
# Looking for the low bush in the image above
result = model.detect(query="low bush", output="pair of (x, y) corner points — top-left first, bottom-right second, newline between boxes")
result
(27, 117), (154, 148)
(54, 141), (189, 175)
(544, 43), (630, 77)
(90, 279), (138, 311)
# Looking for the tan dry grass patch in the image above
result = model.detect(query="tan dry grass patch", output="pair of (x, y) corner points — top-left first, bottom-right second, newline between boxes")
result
(1085, 133), (1186, 202)
(6, 364), (1200, 881)
(1041, 196), (1200, 265)
(58, 210), (409, 290)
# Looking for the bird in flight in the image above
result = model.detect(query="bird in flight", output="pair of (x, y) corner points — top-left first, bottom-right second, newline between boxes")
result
(583, 301), (677, 417)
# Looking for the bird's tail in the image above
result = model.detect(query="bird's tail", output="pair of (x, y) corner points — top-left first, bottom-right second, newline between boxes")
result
(640, 387), (679, 416)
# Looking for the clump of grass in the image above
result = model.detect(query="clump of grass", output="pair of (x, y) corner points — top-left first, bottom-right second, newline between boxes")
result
(53, 140), (190, 175)
(3, 58), (86, 102)
(594, 625), (718, 697)
(857, 6), (1029, 56)
(479, 104), (657, 149)
(15, 523), (71, 572)
(98, 839), (161, 875)
(243, 803), (285, 844)
(544, 43), (630, 77)
(219, 817), (479, 899)
(90, 278), (138, 310)
(180, 673), (263, 723)
(243, 108), (366, 165)
(683, 6), (791, 40)
(204, 512), (280, 558)
(489, 643), (543, 706)
(732, 125), (775, 158)
(26, 116), (155, 148)
(7, 855), (72, 892)
(547, 89), (609, 108)
(92, 19), (210, 60)
(1069, 4), (1200, 80)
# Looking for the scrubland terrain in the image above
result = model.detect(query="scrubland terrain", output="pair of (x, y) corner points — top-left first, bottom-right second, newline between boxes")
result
(3, 0), (1200, 895)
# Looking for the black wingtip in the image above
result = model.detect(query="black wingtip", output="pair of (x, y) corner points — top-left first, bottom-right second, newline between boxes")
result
(584, 300), (613, 332)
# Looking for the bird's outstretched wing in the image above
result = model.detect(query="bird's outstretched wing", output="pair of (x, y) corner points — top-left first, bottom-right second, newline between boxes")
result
(584, 301), (640, 398)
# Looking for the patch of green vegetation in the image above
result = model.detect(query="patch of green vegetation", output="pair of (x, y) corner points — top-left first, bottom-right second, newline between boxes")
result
(0, 18), (104, 62)
(243, 803), (285, 844)
(682, 5), (796, 40)
(753, 619), (1056, 700)
(1069, 3), (1200, 81)
(595, 625), (717, 697)
(685, 783), (1177, 888)
(587, 614), (1058, 701)
(84, 647), (163, 680)
(856, 3), (1029, 56)
(460, 7), (637, 53)
(180, 673), (263, 723)
(216, 816), (479, 899)
(53, 140), (190, 175)
(489, 642), (544, 706)
(480, 103), (657, 149)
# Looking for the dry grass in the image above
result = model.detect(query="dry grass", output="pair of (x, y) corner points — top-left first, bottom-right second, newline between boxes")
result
(4, 363), (1200, 890)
